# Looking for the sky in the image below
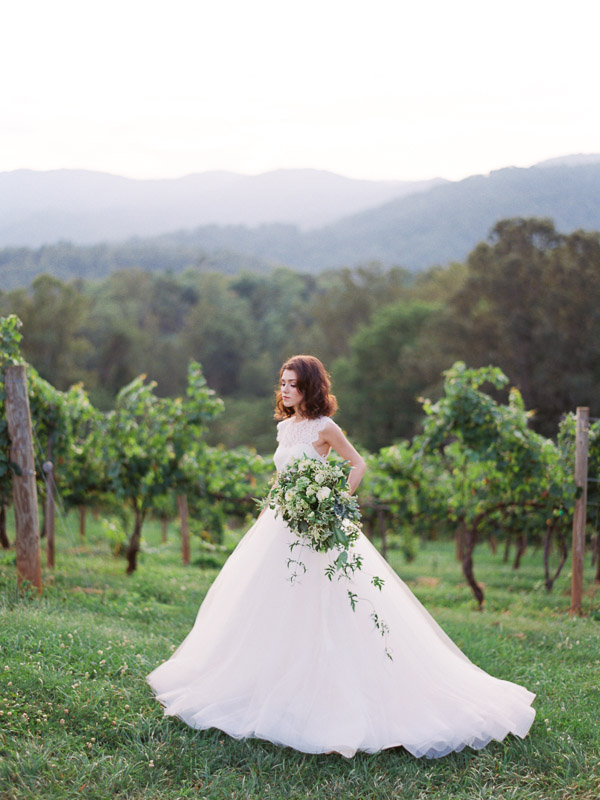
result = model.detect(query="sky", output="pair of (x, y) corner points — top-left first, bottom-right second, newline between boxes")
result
(2, 0), (600, 183)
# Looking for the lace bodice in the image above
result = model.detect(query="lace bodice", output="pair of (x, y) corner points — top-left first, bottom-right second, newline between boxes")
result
(273, 416), (330, 472)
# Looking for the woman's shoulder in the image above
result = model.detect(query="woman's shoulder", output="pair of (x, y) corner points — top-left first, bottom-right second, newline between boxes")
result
(318, 416), (341, 434)
(276, 414), (338, 432)
(276, 417), (292, 442)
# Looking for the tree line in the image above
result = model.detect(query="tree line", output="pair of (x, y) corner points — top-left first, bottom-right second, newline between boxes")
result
(1, 217), (599, 452)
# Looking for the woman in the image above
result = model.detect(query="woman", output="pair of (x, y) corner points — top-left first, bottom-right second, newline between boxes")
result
(147, 354), (536, 758)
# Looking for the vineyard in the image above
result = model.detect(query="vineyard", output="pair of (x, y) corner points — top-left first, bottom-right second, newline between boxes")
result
(1, 312), (599, 613)
(0, 314), (269, 579)
(2, 312), (600, 799)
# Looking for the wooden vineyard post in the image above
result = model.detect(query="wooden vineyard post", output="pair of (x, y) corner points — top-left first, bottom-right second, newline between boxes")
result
(178, 494), (190, 566)
(79, 506), (86, 538)
(0, 505), (9, 549)
(43, 462), (55, 568)
(4, 364), (42, 593)
(570, 406), (589, 616)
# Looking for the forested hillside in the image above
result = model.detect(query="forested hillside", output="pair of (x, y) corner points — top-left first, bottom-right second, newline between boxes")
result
(0, 238), (276, 291)
(1, 218), (598, 451)
(1, 162), (600, 290)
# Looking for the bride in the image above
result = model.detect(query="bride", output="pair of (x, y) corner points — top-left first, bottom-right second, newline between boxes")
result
(147, 354), (536, 758)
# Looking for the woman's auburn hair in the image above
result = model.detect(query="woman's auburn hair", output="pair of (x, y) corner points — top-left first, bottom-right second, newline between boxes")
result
(274, 354), (338, 420)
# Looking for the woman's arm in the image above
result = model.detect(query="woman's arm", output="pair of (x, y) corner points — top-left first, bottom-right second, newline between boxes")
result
(318, 420), (366, 494)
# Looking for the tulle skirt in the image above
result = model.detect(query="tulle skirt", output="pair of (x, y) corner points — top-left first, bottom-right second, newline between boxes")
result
(146, 509), (535, 758)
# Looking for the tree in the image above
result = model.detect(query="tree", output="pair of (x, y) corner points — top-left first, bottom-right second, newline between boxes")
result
(332, 300), (443, 450)
(102, 361), (224, 574)
(446, 218), (600, 434)
(229, 267), (318, 387)
(56, 384), (106, 532)
(182, 274), (257, 396)
(363, 362), (577, 607)
(2, 274), (92, 390)
(304, 264), (410, 364)
(417, 362), (574, 606)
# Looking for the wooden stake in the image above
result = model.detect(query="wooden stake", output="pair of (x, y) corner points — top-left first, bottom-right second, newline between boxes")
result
(43, 462), (55, 568)
(178, 494), (190, 565)
(4, 365), (42, 593)
(0, 505), (9, 549)
(570, 406), (589, 616)
(79, 505), (86, 538)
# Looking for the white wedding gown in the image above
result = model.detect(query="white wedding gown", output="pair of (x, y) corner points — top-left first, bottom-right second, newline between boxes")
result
(146, 416), (536, 758)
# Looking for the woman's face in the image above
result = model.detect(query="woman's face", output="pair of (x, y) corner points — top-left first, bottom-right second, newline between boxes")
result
(280, 369), (303, 411)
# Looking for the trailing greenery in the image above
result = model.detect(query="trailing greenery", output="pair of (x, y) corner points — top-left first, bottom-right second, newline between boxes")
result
(1, 514), (599, 800)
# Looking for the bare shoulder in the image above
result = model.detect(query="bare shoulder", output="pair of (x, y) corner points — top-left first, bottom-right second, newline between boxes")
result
(320, 417), (344, 440)
(276, 417), (290, 440)
(318, 417), (364, 471)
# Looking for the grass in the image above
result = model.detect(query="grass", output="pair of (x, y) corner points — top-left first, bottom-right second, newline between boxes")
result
(0, 511), (599, 800)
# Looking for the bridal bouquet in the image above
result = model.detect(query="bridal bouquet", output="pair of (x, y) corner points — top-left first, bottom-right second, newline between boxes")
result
(264, 456), (390, 656)
(264, 457), (382, 587)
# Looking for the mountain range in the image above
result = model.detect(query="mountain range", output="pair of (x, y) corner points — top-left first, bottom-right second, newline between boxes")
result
(1, 155), (600, 288)
(0, 168), (445, 246)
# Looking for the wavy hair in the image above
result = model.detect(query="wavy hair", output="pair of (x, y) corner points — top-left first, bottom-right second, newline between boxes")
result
(274, 354), (338, 420)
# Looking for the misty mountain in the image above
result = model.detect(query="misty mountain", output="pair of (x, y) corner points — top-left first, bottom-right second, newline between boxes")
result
(533, 153), (600, 168)
(293, 161), (600, 269)
(0, 168), (445, 247)
(1, 159), (600, 290)
(121, 161), (600, 272)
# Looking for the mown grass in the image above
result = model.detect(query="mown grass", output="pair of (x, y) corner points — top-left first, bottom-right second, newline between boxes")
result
(0, 510), (599, 800)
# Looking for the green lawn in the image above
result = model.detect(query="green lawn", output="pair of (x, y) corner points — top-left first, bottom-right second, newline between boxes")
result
(0, 512), (599, 800)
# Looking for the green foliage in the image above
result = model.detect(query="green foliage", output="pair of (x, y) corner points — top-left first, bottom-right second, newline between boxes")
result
(0, 316), (267, 571)
(3, 275), (92, 390)
(103, 365), (214, 508)
(56, 383), (106, 510)
(98, 360), (269, 570)
(333, 300), (443, 449)
(177, 443), (269, 545)
(362, 439), (450, 545)
(0, 315), (25, 503)
(447, 218), (600, 435)
(0, 314), (24, 368)
(363, 363), (580, 606)
(101, 516), (128, 556)
(300, 264), (410, 364)
(3, 219), (600, 451)
(0, 236), (274, 290)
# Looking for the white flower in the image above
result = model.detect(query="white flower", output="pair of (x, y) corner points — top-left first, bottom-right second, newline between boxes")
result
(316, 486), (331, 502)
